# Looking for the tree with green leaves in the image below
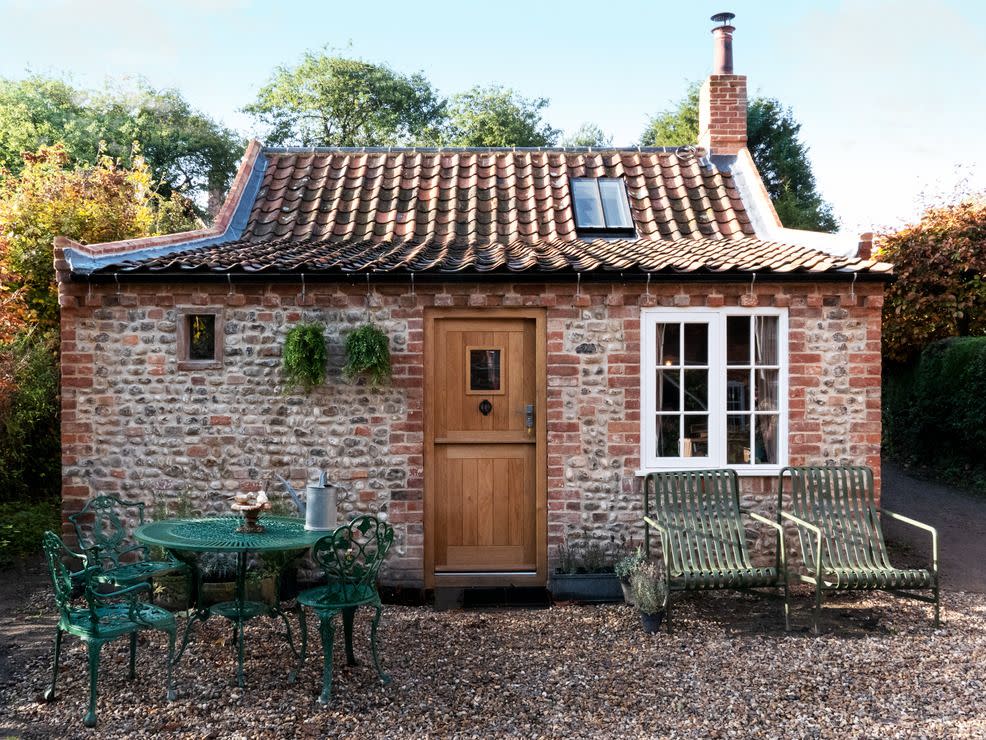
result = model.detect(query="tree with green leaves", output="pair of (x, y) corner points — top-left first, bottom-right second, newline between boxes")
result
(442, 86), (559, 147)
(639, 82), (701, 148)
(0, 76), (243, 216)
(245, 53), (445, 148)
(641, 83), (837, 232)
(0, 145), (198, 331)
(562, 123), (613, 148)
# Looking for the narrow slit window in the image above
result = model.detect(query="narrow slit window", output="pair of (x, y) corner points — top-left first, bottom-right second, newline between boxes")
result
(571, 177), (634, 234)
(187, 315), (216, 360)
(178, 308), (223, 370)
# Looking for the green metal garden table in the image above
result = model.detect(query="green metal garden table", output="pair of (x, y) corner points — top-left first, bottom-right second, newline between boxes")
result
(134, 516), (327, 687)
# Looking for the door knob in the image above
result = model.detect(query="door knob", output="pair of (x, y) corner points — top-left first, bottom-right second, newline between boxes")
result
(525, 404), (534, 435)
(479, 399), (493, 416)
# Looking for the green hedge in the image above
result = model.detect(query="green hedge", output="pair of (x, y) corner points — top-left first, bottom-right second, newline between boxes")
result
(884, 337), (986, 487)
(0, 499), (58, 564)
(0, 331), (60, 504)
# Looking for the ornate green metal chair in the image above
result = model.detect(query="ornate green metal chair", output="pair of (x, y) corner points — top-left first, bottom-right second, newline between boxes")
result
(69, 495), (187, 589)
(294, 515), (395, 704)
(778, 465), (939, 634)
(42, 531), (177, 728)
(643, 469), (789, 631)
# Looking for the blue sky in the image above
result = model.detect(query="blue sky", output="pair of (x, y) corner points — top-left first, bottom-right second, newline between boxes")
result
(1, 0), (983, 235)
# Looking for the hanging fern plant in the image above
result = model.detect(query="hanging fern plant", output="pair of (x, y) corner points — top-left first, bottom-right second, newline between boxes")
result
(344, 323), (391, 386)
(282, 322), (327, 392)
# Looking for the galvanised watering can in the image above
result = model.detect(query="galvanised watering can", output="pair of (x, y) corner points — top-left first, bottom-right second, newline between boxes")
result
(276, 471), (341, 531)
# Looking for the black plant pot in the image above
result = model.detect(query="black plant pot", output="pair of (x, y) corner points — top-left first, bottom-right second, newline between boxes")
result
(640, 610), (665, 634)
(550, 572), (623, 603)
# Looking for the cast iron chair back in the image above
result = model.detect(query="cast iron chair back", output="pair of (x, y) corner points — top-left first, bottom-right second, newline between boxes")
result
(43, 531), (99, 629)
(311, 514), (395, 594)
(69, 495), (151, 571)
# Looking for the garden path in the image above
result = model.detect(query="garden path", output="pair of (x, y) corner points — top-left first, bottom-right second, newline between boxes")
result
(882, 461), (986, 592)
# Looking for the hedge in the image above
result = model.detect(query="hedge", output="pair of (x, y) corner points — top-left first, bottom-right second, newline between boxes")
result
(884, 337), (986, 486)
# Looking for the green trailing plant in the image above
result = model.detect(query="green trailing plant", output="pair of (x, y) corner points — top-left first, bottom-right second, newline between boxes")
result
(282, 322), (327, 391)
(631, 561), (668, 616)
(343, 323), (391, 385)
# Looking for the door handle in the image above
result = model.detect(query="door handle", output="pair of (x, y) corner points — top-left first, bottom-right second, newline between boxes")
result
(525, 404), (534, 436)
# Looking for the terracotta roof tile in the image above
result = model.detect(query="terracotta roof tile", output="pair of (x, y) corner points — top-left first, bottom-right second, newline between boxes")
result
(105, 235), (887, 277)
(83, 147), (890, 279)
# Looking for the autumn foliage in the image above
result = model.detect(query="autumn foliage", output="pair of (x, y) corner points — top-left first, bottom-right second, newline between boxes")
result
(878, 196), (986, 363)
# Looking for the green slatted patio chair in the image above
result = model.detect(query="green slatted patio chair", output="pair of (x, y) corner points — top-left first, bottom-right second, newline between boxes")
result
(294, 515), (395, 704)
(778, 466), (940, 634)
(42, 531), (176, 728)
(643, 469), (788, 632)
(69, 495), (187, 590)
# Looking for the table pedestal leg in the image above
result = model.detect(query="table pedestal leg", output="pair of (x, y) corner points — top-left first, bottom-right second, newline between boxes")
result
(235, 551), (247, 688)
(171, 550), (207, 665)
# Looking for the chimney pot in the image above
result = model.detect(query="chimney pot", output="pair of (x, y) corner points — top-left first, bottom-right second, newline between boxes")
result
(710, 12), (736, 74)
(699, 12), (747, 155)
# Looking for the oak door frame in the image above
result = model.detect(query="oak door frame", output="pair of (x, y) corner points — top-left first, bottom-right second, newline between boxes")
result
(423, 307), (547, 588)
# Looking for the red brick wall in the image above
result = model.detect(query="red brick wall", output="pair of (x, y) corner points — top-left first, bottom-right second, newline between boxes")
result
(55, 250), (884, 585)
(699, 74), (748, 155)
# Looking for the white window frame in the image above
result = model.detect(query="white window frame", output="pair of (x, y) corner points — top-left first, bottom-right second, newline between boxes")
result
(638, 307), (789, 476)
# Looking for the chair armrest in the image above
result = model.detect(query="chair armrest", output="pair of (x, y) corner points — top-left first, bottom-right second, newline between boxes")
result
(779, 511), (823, 581)
(740, 508), (783, 533)
(90, 581), (152, 603)
(779, 510), (821, 537)
(642, 515), (669, 536)
(879, 508), (938, 575)
(741, 509), (788, 581)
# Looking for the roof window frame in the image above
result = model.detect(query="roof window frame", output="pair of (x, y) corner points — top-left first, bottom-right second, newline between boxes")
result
(570, 176), (637, 238)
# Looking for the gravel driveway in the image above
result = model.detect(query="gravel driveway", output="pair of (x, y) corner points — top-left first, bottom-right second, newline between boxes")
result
(1, 586), (981, 739)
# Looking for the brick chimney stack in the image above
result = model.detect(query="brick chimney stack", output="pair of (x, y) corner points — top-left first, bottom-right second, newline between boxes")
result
(698, 12), (747, 155)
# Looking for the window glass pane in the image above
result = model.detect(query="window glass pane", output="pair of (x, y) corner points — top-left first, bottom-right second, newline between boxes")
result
(656, 323), (680, 366)
(683, 369), (707, 411)
(683, 323), (708, 365)
(755, 369), (779, 411)
(188, 315), (216, 360)
(726, 369), (750, 411)
(657, 370), (680, 411)
(754, 316), (779, 365)
(572, 179), (604, 227)
(683, 416), (708, 457)
(657, 415), (680, 457)
(727, 415), (751, 464)
(755, 414), (779, 464)
(598, 179), (632, 228)
(469, 349), (501, 391)
(726, 315), (750, 365)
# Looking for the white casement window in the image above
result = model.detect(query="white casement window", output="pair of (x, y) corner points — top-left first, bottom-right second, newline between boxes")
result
(639, 308), (788, 474)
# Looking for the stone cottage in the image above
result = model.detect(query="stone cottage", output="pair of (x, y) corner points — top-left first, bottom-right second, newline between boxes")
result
(55, 19), (889, 590)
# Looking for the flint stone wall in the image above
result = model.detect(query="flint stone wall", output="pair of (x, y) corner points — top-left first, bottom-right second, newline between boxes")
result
(56, 266), (884, 586)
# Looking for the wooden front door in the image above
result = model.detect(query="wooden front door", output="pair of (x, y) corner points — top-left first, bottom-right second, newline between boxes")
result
(425, 310), (546, 587)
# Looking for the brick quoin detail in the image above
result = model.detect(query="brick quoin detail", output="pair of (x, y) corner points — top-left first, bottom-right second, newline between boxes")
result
(56, 264), (884, 585)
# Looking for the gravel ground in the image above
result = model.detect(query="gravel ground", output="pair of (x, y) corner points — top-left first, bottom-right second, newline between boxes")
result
(1, 587), (982, 739)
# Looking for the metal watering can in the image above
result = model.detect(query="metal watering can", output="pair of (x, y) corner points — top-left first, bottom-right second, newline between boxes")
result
(276, 471), (341, 531)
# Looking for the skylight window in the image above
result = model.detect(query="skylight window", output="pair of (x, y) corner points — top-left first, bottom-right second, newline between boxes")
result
(571, 178), (635, 234)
